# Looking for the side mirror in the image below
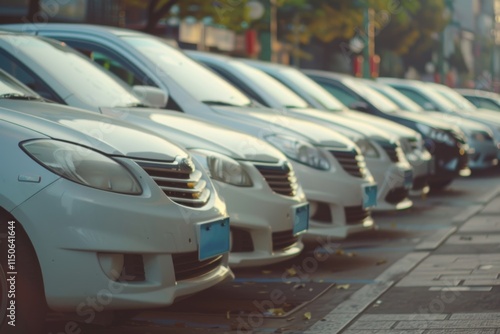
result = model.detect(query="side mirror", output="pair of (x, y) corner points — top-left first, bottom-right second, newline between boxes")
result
(133, 86), (168, 108)
(422, 102), (436, 111)
(349, 101), (369, 112)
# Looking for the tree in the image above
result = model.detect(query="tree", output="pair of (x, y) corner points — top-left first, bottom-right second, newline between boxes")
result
(123, 0), (250, 33)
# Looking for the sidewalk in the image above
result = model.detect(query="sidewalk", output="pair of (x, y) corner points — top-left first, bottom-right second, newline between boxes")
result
(306, 191), (500, 334)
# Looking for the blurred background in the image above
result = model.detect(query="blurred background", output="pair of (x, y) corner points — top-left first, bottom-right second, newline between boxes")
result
(2, 0), (499, 91)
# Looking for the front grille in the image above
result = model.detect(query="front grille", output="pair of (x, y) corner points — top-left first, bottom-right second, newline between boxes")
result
(231, 228), (254, 253)
(254, 161), (298, 196)
(172, 251), (223, 281)
(272, 230), (299, 251)
(330, 149), (368, 178)
(378, 141), (403, 162)
(385, 187), (409, 204)
(344, 206), (371, 225)
(134, 158), (210, 208)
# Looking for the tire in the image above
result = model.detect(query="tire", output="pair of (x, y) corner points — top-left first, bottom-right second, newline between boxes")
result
(0, 214), (46, 334)
(429, 178), (454, 191)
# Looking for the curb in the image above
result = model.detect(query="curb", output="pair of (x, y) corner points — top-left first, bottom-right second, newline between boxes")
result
(414, 226), (458, 251)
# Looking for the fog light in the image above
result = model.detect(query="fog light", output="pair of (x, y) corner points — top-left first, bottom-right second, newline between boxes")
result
(98, 253), (124, 281)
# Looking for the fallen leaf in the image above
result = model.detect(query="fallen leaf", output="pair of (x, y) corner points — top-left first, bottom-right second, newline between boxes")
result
(347, 252), (357, 257)
(286, 317), (295, 322)
(303, 312), (312, 320)
(268, 308), (286, 316)
(262, 270), (272, 274)
(286, 267), (297, 276)
(335, 249), (344, 256)
(292, 283), (305, 291)
(376, 259), (387, 265)
(390, 222), (397, 229)
(226, 311), (231, 319)
(337, 284), (350, 290)
(258, 290), (269, 294)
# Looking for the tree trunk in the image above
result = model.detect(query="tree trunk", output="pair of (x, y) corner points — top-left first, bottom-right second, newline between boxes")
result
(143, 0), (179, 33)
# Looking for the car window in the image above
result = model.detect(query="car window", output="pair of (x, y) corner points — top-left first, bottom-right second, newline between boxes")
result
(60, 39), (152, 87)
(476, 97), (500, 111)
(276, 68), (345, 111)
(121, 36), (252, 107)
(394, 88), (435, 110)
(0, 50), (62, 102)
(316, 82), (358, 107)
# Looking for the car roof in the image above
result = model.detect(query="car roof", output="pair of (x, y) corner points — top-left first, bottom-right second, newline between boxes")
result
(0, 23), (144, 38)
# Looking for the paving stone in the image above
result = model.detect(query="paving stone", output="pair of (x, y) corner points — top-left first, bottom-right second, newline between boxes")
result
(349, 320), (396, 330)
(396, 279), (461, 287)
(459, 216), (500, 233)
(412, 271), (472, 276)
(463, 280), (500, 286)
(450, 313), (500, 320)
(343, 331), (424, 334)
(481, 198), (500, 214)
(359, 314), (448, 321)
(424, 330), (496, 334)
(446, 235), (500, 245)
(395, 320), (500, 330)
(439, 275), (498, 280)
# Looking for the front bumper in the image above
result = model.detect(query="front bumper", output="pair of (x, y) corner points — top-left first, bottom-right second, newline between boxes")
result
(12, 176), (232, 312)
(427, 140), (470, 183)
(467, 138), (499, 170)
(214, 161), (308, 268)
(291, 160), (375, 239)
(366, 157), (413, 211)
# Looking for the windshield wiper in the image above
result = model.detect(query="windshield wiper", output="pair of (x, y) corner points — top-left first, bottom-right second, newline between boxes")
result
(202, 100), (242, 107)
(122, 102), (152, 108)
(0, 93), (44, 101)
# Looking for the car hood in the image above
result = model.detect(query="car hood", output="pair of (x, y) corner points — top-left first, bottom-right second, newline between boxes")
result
(109, 107), (286, 163)
(0, 101), (186, 161)
(423, 111), (491, 132)
(341, 110), (420, 138)
(211, 105), (355, 149)
(289, 107), (396, 142)
(464, 108), (500, 126)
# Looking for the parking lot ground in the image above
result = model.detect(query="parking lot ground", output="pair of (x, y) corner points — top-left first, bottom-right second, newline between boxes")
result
(45, 168), (500, 334)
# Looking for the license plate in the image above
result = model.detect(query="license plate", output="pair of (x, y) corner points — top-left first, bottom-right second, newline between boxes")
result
(293, 203), (309, 236)
(404, 170), (413, 189)
(362, 184), (378, 209)
(197, 217), (230, 261)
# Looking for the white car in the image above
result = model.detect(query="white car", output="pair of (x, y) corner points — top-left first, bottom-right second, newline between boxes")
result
(0, 27), (378, 239)
(237, 58), (432, 197)
(190, 52), (416, 211)
(0, 104), (232, 332)
(0, 68), (309, 270)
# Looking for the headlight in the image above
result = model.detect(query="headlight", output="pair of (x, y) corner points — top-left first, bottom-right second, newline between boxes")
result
(190, 149), (252, 187)
(416, 123), (455, 146)
(22, 140), (142, 194)
(470, 131), (487, 142)
(266, 135), (330, 170)
(356, 139), (380, 158)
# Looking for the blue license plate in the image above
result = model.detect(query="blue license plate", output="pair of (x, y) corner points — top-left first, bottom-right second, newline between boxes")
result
(362, 184), (378, 209)
(404, 170), (413, 189)
(198, 217), (230, 261)
(293, 203), (309, 235)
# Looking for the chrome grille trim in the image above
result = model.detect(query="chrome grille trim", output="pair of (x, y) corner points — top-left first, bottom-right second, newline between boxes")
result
(330, 149), (368, 178)
(134, 157), (211, 208)
(254, 161), (298, 197)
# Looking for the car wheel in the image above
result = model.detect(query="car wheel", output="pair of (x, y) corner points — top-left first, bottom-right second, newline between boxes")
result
(429, 178), (453, 191)
(0, 216), (46, 334)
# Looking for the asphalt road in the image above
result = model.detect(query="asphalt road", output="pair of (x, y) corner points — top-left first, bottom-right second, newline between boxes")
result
(45, 168), (500, 334)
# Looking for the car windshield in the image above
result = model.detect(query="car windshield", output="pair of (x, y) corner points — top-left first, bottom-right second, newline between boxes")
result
(278, 68), (345, 111)
(419, 85), (465, 111)
(343, 78), (399, 112)
(230, 61), (309, 108)
(0, 70), (40, 98)
(371, 84), (423, 112)
(434, 86), (478, 110)
(9, 37), (141, 108)
(121, 36), (252, 107)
